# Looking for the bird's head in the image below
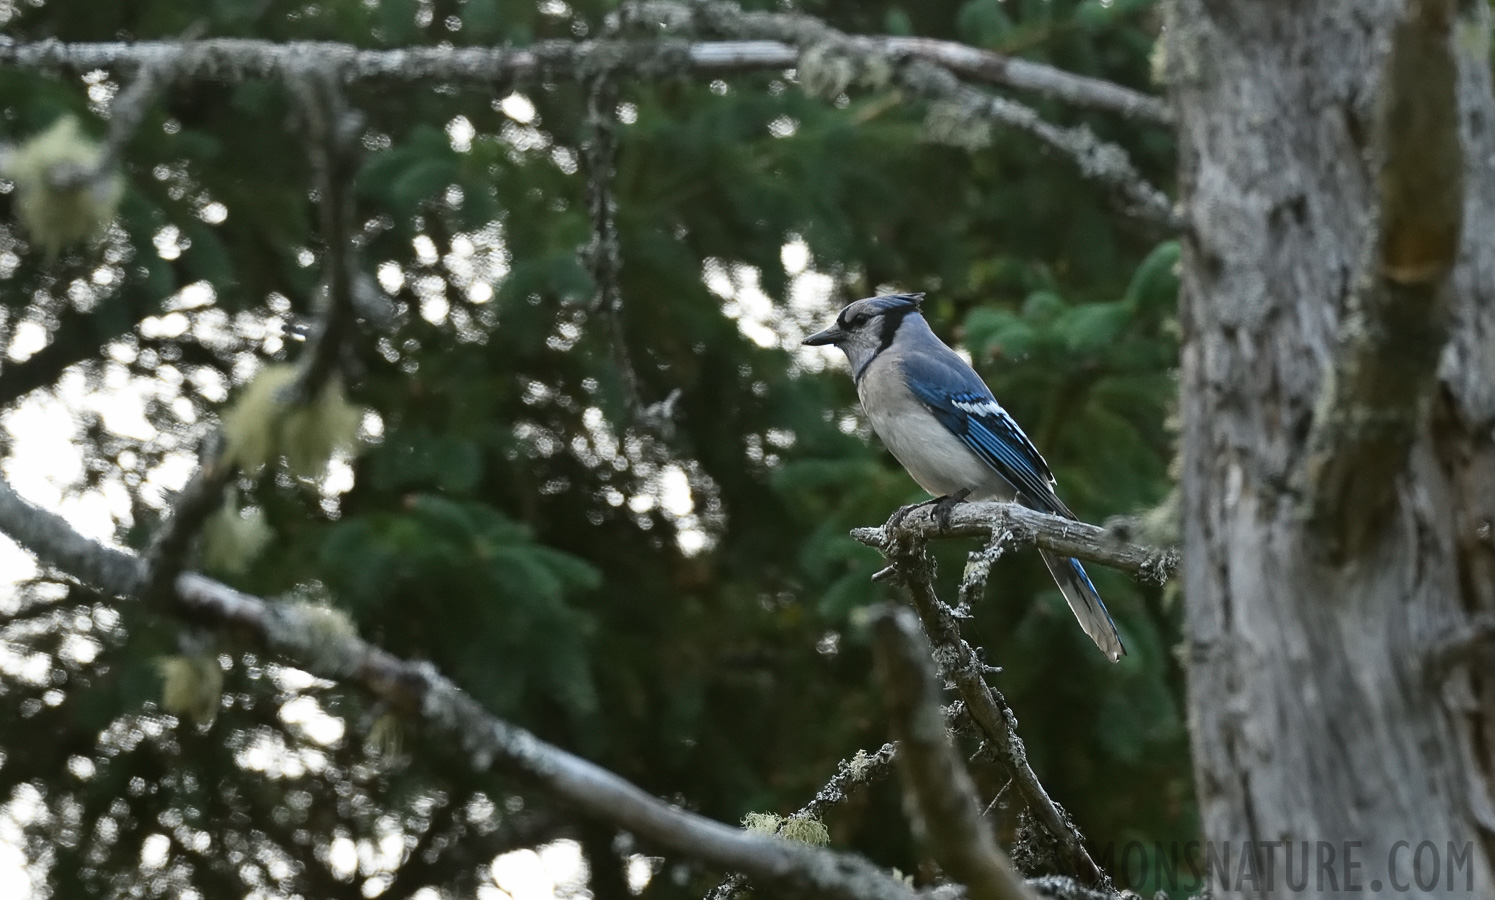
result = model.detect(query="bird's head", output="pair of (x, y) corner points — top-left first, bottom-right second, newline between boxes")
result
(804, 293), (924, 377)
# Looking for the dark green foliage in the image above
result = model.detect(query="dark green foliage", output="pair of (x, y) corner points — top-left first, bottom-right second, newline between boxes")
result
(0, 0), (1194, 897)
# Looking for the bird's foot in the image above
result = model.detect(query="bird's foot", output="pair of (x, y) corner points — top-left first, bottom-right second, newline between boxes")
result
(885, 489), (972, 534)
(886, 498), (935, 532)
(932, 488), (972, 532)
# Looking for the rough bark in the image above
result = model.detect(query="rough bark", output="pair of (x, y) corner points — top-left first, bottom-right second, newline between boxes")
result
(1302, 0), (1464, 556)
(1168, 0), (1495, 895)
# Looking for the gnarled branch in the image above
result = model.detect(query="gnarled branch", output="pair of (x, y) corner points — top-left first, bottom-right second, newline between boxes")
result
(851, 500), (1177, 584)
(869, 604), (1037, 900)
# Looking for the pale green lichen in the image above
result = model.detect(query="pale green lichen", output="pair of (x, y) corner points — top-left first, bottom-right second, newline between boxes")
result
(270, 598), (363, 678)
(1136, 486), (1181, 548)
(220, 364), (364, 479)
(280, 376), (363, 479)
(922, 101), (993, 150)
(778, 814), (830, 846)
(1148, 34), (1170, 87)
(221, 365), (298, 473)
(157, 653), (224, 726)
(3, 115), (123, 257)
(742, 811), (783, 834)
(798, 42), (893, 100)
(367, 712), (403, 761)
(1458, 19), (1487, 56)
(201, 493), (273, 574)
(741, 811), (829, 846)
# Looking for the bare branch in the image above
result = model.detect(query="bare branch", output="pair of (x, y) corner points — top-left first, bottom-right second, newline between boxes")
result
(800, 743), (899, 821)
(0, 34), (1167, 124)
(285, 66), (365, 401)
(137, 432), (237, 605)
(874, 539), (1105, 887)
(939, 79), (1177, 230)
(625, 1), (1168, 123)
(868, 604), (1037, 900)
(47, 66), (157, 192)
(716, 497), (1160, 897)
(580, 72), (632, 404)
(577, 68), (682, 436)
(981, 779), (1013, 818)
(0, 29), (1174, 229)
(0, 475), (934, 900)
(851, 500), (1177, 584)
(636, 0), (1178, 230)
(874, 37), (1170, 125)
(1303, 0), (1463, 555)
(957, 532), (1010, 617)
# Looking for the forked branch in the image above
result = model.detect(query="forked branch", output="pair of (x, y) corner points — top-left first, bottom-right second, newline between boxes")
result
(867, 527), (1108, 886)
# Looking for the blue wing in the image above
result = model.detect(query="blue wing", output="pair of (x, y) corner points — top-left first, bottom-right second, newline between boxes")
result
(899, 351), (1069, 516)
(897, 344), (1124, 660)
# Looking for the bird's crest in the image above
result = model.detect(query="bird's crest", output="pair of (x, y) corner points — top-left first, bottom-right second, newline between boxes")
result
(870, 292), (923, 313)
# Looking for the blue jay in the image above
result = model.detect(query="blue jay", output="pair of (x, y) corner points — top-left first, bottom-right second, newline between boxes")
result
(804, 293), (1125, 661)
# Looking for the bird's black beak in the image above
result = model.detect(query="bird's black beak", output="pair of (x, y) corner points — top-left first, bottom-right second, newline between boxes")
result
(802, 326), (844, 346)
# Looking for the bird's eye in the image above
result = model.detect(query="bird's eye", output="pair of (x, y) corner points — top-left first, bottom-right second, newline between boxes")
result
(848, 312), (870, 328)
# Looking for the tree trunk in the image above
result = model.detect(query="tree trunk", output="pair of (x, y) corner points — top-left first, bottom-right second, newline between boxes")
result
(1169, 0), (1495, 896)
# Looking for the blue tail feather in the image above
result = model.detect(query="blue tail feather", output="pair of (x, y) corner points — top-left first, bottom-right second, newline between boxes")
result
(1039, 550), (1126, 661)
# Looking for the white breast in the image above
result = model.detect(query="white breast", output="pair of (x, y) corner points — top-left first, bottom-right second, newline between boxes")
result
(857, 358), (1015, 501)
